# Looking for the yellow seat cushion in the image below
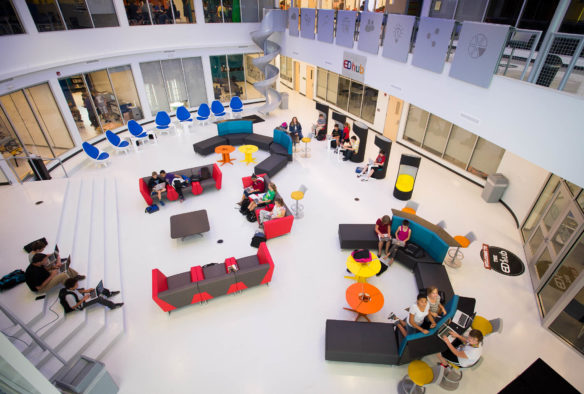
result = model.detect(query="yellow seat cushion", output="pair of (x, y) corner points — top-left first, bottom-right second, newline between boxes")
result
(301, 137), (311, 143)
(395, 174), (415, 192)
(291, 191), (304, 201)
(471, 315), (493, 336)
(408, 360), (433, 386)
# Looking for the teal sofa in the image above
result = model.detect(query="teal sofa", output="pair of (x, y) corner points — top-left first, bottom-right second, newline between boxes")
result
(217, 120), (253, 145)
(391, 216), (450, 268)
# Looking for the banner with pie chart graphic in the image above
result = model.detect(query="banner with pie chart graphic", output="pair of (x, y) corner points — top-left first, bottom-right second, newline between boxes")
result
(382, 14), (416, 63)
(357, 12), (384, 55)
(449, 22), (510, 88)
(412, 17), (455, 74)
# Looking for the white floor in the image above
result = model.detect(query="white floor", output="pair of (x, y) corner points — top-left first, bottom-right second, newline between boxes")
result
(2, 88), (583, 393)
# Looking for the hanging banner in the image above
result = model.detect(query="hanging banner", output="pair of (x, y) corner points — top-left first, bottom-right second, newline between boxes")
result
(411, 17), (455, 73)
(301, 8), (316, 40)
(342, 51), (366, 83)
(358, 12), (384, 55)
(382, 14), (416, 63)
(289, 8), (299, 37)
(336, 10), (357, 48)
(317, 9), (335, 43)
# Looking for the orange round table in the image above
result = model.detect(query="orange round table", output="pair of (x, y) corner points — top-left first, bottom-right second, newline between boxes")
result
(215, 145), (235, 166)
(344, 252), (381, 283)
(344, 282), (384, 322)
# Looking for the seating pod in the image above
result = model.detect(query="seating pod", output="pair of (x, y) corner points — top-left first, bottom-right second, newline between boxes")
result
(217, 119), (253, 145)
(349, 121), (368, 163)
(371, 135), (392, 179)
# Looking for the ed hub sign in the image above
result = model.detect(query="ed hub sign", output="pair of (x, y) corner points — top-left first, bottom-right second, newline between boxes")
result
(342, 51), (366, 83)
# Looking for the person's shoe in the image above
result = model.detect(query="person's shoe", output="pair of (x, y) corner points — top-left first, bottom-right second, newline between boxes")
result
(236, 202), (242, 206)
(388, 258), (394, 266)
(108, 291), (120, 297)
(387, 312), (397, 321)
(179, 198), (184, 203)
(361, 178), (368, 182)
(76, 275), (86, 280)
(160, 200), (165, 206)
(110, 303), (124, 310)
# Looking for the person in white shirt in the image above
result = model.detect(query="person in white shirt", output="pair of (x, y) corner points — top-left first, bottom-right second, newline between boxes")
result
(406, 293), (436, 334)
(258, 197), (286, 226)
(438, 329), (483, 368)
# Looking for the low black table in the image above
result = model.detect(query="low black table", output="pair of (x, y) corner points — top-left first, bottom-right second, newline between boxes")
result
(170, 210), (210, 239)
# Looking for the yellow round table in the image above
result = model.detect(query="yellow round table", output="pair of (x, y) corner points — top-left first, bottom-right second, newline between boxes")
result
(395, 174), (415, 192)
(301, 137), (311, 158)
(238, 144), (258, 165)
(344, 252), (381, 283)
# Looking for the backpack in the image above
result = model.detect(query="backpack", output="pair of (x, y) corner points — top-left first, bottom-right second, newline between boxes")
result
(145, 204), (159, 214)
(0, 269), (26, 291)
(351, 249), (372, 263)
(404, 243), (424, 258)
(246, 211), (257, 222)
(250, 233), (266, 248)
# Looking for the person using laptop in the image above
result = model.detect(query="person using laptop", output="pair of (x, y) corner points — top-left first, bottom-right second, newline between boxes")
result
(59, 277), (123, 313)
(358, 149), (386, 181)
(405, 293), (436, 335)
(25, 253), (84, 293)
(437, 329), (484, 368)
(375, 215), (392, 263)
(387, 219), (412, 265)
(148, 171), (166, 206)
(27, 239), (47, 264)
(246, 182), (277, 214)
(237, 174), (265, 207)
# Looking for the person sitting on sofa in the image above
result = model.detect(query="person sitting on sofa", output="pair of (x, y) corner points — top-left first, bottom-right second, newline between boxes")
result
(358, 149), (386, 181)
(375, 215), (392, 258)
(342, 136), (359, 161)
(427, 286), (447, 319)
(437, 329), (483, 369)
(342, 122), (351, 144)
(59, 277), (123, 313)
(312, 114), (327, 138)
(247, 182), (277, 213)
(25, 253), (84, 293)
(288, 117), (303, 146)
(390, 293), (436, 336)
(237, 174), (265, 206)
(258, 196), (286, 226)
(331, 124), (341, 149)
(160, 170), (189, 203)
(148, 171), (166, 206)
(387, 219), (412, 264)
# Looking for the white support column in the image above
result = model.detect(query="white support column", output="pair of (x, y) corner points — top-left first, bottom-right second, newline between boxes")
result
(113, 0), (130, 27)
(0, 159), (19, 185)
(420, 0), (431, 17)
(48, 79), (83, 148)
(11, 0), (39, 35)
(194, 0), (206, 23)
(130, 62), (153, 121)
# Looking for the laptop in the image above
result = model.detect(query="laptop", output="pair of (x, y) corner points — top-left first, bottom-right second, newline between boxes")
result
(48, 244), (59, 264)
(58, 255), (71, 273)
(437, 322), (454, 338)
(88, 280), (104, 300)
(452, 310), (471, 328)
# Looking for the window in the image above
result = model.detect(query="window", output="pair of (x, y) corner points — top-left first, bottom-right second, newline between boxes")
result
(403, 105), (429, 146)
(336, 76), (350, 111)
(361, 87), (378, 124)
(317, 68), (327, 100)
(26, 0), (118, 31)
(140, 61), (169, 115)
(86, 0), (118, 27)
(204, 0), (266, 22)
(244, 54), (264, 100)
(422, 115), (451, 156)
(108, 66), (144, 123)
(522, 175), (562, 241)
(443, 125), (477, 169)
(161, 59), (189, 111)
(0, 107), (30, 181)
(467, 137), (505, 179)
(0, 0), (24, 35)
(26, 0), (66, 31)
(348, 81), (364, 117)
(210, 55), (230, 102)
(280, 56), (293, 83)
(127, 0), (192, 25)
(326, 72), (338, 104)
(182, 57), (208, 107)
(227, 54), (247, 100)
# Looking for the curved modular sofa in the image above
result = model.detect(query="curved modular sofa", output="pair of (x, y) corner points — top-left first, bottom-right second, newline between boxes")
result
(152, 242), (275, 312)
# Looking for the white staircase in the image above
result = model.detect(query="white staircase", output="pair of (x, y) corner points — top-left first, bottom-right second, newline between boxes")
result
(1, 176), (125, 380)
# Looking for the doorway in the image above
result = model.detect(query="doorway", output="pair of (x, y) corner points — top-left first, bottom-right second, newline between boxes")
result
(383, 95), (403, 141)
(306, 66), (314, 100)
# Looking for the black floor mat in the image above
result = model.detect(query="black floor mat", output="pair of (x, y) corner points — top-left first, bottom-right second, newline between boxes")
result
(241, 115), (265, 124)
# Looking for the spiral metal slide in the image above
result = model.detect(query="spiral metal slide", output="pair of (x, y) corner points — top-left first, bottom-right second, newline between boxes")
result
(251, 10), (282, 115)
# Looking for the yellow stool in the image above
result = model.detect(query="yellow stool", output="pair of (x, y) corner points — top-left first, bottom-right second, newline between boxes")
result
(291, 185), (307, 218)
(398, 360), (444, 394)
(471, 315), (502, 336)
(445, 232), (476, 268)
(301, 137), (311, 158)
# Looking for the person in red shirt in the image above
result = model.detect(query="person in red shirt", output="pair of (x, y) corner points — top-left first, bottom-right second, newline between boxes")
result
(358, 150), (386, 181)
(375, 215), (392, 258)
(342, 122), (351, 143)
(237, 174), (265, 206)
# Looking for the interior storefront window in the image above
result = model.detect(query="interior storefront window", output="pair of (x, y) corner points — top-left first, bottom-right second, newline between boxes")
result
(240, 0), (259, 22)
(244, 54), (264, 100)
(58, 0), (93, 29)
(222, 0), (240, 22)
(361, 86), (377, 124)
(227, 54), (247, 100)
(467, 138), (505, 179)
(0, 107), (34, 181)
(443, 125), (477, 169)
(86, 70), (123, 132)
(0, 0), (24, 35)
(86, 0), (118, 27)
(403, 105), (428, 146)
(549, 285), (584, 355)
(423, 115), (451, 156)
(140, 61), (170, 115)
(484, 0), (524, 26)
(336, 77), (350, 111)
(59, 76), (103, 140)
(108, 66), (144, 122)
(26, 0), (66, 31)
(317, 68), (327, 100)
(182, 57), (208, 107)
(210, 55), (230, 102)
(522, 175), (562, 242)
(173, 0), (196, 23)
(125, 0), (153, 25)
(204, 0), (225, 22)
(348, 81), (364, 117)
(326, 72), (338, 104)
(161, 59), (189, 111)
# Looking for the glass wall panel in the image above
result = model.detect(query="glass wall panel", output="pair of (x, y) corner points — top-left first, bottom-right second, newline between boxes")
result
(182, 57), (208, 107)
(317, 68), (327, 100)
(0, 0), (24, 35)
(152, 0), (175, 24)
(222, 0), (240, 22)
(210, 55), (230, 102)
(361, 86), (377, 123)
(578, 192), (584, 212)
(454, 0), (489, 22)
(566, 181), (582, 198)
(125, 0), (153, 25)
(25, 84), (74, 156)
(59, 76), (103, 140)
(173, 0), (196, 23)
(326, 72), (338, 103)
(108, 65), (143, 122)
(204, 0), (224, 22)
(484, 0), (523, 26)
(86, 0), (118, 27)
(443, 125), (477, 169)
(522, 175), (562, 242)
(161, 59), (189, 111)
(538, 233), (584, 316)
(58, 0), (93, 29)
(549, 285), (584, 355)
(336, 76), (350, 111)
(140, 61), (170, 115)
(423, 115), (451, 156)
(348, 81), (363, 117)
(518, 0), (559, 33)
(0, 107), (31, 181)
(227, 54), (246, 99)
(403, 105), (428, 146)
(241, 0), (259, 21)
(244, 54), (264, 100)
(468, 137), (505, 179)
(86, 70), (123, 131)
(26, 0), (66, 31)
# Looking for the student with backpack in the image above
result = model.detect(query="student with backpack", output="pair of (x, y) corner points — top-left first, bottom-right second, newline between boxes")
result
(59, 277), (123, 313)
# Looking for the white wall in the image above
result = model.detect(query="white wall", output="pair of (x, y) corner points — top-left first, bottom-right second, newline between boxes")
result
(277, 33), (584, 188)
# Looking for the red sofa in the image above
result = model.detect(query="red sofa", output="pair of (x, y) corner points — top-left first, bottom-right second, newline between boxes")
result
(241, 174), (294, 240)
(152, 242), (275, 312)
(139, 163), (222, 206)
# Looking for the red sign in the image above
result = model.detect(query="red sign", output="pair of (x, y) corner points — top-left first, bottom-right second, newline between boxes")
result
(481, 244), (491, 270)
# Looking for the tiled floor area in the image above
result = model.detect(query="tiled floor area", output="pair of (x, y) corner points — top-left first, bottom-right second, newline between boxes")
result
(1, 87), (583, 393)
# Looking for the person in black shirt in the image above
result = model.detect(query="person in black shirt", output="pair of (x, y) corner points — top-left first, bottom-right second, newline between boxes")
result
(25, 253), (83, 293)
(59, 278), (123, 313)
(148, 171), (166, 206)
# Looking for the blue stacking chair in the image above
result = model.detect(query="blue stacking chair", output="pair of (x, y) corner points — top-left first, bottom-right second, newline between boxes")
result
(155, 111), (175, 135)
(196, 103), (211, 125)
(211, 100), (226, 118)
(176, 106), (193, 132)
(230, 96), (244, 118)
(105, 130), (130, 154)
(128, 119), (154, 151)
(82, 142), (110, 167)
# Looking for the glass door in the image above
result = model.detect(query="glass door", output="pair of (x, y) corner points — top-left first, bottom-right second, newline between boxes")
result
(526, 183), (584, 289)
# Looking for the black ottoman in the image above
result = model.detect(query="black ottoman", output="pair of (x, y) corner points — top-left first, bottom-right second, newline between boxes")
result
(193, 136), (228, 155)
(254, 154), (288, 177)
(338, 224), (378, 250)
(325, 320), (399, 365)
(244, 134), (273, 151)
(414, 262), (454, 301)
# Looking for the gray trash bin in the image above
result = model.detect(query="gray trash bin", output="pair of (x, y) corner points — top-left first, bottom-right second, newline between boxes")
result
(279, 92), (289, 110)
(53, 356), (118, 394)
(481, 173), (509, 203)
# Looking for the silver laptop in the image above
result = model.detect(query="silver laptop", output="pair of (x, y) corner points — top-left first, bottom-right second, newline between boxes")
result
(452, 310), (471, 328)
(58, 255), (71, 273)
(48, 244), (59, 264)
(88, 280), (104, 300)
